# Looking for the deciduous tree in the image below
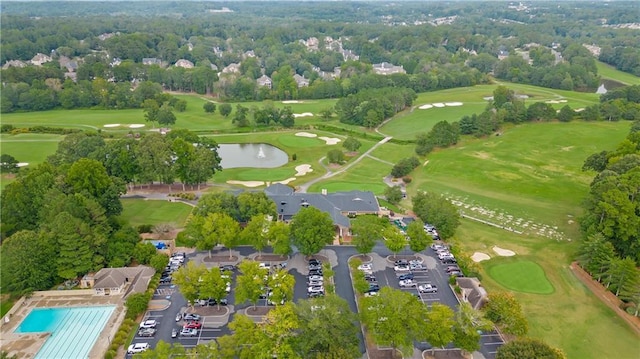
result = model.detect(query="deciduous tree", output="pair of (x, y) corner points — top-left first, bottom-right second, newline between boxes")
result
(290, 207), (335, 256)
(172, 261), (208, 308)
(496, 338), (566, 359)
(351, 215), (386, 256)
(235, 260), (268, 310)
(412, 191), (460, 240)
(383, 226), (406, 258)
(407, 219), (430, 253)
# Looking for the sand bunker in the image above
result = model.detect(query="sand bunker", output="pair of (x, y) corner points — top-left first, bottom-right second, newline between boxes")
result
(277, 177), (297, 185)
(295, 164), (313, 176)
(445, 102), (463, 107)
(293, 112), (313, 118)
(295, 132), (318, 138)
(471, 252), (491, 262)
(419, 104), (433, 110)
(282, 100), (302, 104)
(574, 108), (585, 112)
(226, 180), (265, 187)
(319, 136), (341, 145)
(17, 162), (29, 167)
(129, 124), (145, 128)
(493, 246), (516, 256)
(103, 124), (120, 128)
(432, 103), (446, 108)
(483, 96), (494, 101)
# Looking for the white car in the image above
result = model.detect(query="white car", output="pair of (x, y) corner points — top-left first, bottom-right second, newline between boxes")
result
(308, 286), (325, 294)
(180, 328), (198, 337)
(364, 291), (379, 297)
(357, 264), (372, 271)
(308, 275), (323, 282)
(308, 279), (323, 286)
(139, 319), (157, 328)
(410, 263), (425, 270)
(398, 279), (416, 287)
(127, 343), (149, 354)
(418, 284), (438, 293)
(394, 265), (410, 272)
(431, 244), (447, 251)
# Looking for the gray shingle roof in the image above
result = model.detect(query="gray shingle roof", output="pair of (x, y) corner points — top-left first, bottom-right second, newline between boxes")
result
(93, 266), (155, 296)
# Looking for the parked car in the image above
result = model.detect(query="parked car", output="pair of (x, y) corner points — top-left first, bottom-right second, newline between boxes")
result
(159, 276), (172, 284)
(308, 286), (325, 294)
(442, 258), (458, 264)
(175, 313), (182, 322)
(364, 291), (379, 297)
(171, 328), (178, 338)
(308, 291), (324, 298)
(410, 263), (425, 270)
(308, 279), (323, 286)
(308, 258), (321, 266)
(394, 259), (409, 266)
(127, 343), (149, 354)
(219, 264), (236, 272)
(180, 328), (198, 337)
(394, 265), (410, 272)
(308, 264), (322, 271)
(449, 271), (464, 277)
(183, 321), (202, 329)
(397, 273), (414, 280)
(409, 259), (421, 265)
(399, 279), (417, 287)
(308, 269), (323, 276)
(364, 275), (377, 283)
(140, 320), (157, 329)
(445, 266), (461, 273)
(368, 284), (381, 292)
(259, 263), (272, 270)
(183, 314), (201, 321)
(137, 328), (156, 337)
(418, 284), (438, 293)
(431, 244), (447, 251)
(207, 298), (228, 306)
(307, 275), (323, 282)
(357, 264), (373, 271)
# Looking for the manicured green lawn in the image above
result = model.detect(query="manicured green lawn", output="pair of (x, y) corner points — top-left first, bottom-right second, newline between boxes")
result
(0, 298), (15, 317)
(120, 198), (193, 227)
(596, 61), (640, 85)
(0, 133), (64, 164)
(453, 220), (639, 359)
(485, 259), (554, 294)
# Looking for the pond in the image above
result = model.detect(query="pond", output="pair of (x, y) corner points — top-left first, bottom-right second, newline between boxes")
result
(218, 143), (288, 169)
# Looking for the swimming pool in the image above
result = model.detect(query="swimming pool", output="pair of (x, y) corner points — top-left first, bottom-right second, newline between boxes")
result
(15, 306), (116, 359)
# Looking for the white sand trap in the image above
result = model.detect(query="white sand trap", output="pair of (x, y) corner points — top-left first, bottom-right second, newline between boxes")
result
(483, 96), (494, 101)
(319, 136), (341, 145)
(282, 100), (302, 104)
(545, 100), (560, 104)
(295, 132), (318, 138)
(471, 252), (491, 262)
(574, 108), (585, 112)
(277, 177), (297, 185)
(103, 124), (120, 128)
(295, 164), (313, 176)
(559, 99), (568, 103)
(419, 104), (433, 110)
(17, 162), (29, 167)
(493, 246), (516, 256)
(226, 180), (265, 187)
(445, 102), (463, 107)
(293, 112), (313, 118)
(432, 103), (445, 108)
(129, 124), (145, 128)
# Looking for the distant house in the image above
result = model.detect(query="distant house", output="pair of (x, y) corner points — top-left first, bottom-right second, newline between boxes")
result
(243, 50), (256, 59)
(110, 57), (122, 67)
(86, 266), (155, 297)
(256, 74), (273, 89)
(2, 60), (27, 69)
(372, 62), (406, 75)
(341, 49), (359, 61)
(293, 74), (310, 87)
(174, 59), (195, 69)
(264, 184), (380, 241)
(142, 58), (162, 66)
(456, 277), (488, 310)
(59, 56), (78, 72)
(222, 63), (241, 74)
(30, 53), (52, 66)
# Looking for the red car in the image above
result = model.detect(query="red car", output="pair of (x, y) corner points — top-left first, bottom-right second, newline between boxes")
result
(183, 321), (202, 329)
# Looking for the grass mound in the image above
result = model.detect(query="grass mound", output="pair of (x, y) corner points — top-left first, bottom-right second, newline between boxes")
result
(486, 259), (554, 294)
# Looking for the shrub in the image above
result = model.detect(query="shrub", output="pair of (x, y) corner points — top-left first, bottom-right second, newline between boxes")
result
(104, 350), (117, 359)
(402, 176), (412, 184)
(449, 275), (457, 285)
(292, 153), (297, 161)
(137, 224), (153, 233)
(125, 292), (151, 319)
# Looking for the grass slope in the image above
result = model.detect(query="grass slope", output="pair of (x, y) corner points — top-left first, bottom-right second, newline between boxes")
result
(120, 198), (193, 227)
(454, 220), (639, 359)
(596, 61), (640, 86)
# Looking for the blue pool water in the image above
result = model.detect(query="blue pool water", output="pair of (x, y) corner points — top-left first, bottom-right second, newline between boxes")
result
(15, 306), (116, 359)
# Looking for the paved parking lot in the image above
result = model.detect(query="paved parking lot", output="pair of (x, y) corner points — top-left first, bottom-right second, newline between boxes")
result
(128, 245), (502, 358)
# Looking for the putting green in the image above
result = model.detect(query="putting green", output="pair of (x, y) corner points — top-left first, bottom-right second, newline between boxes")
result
(486, 260), (554, 294)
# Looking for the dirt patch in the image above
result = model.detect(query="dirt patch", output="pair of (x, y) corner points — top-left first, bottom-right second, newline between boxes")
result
(253, 254), (288, 262)
(245, 306), (272, 316)
(570, 262), (640, 336)
(202, 255), (239, 263)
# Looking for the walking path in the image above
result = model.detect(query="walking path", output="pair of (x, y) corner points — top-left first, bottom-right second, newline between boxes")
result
(298, 136), (392, 193)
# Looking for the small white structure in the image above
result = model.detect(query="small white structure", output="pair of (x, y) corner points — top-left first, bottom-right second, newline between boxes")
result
(174, 59), (194, 69)
(372, 62), (406, 75)
(596, 84), (608, 95)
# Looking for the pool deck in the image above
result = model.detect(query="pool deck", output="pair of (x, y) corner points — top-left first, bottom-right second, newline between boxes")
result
(0, 290), (125, 359)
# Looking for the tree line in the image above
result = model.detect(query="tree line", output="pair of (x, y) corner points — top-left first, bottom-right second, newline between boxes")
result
(578, 120), (640, 316)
